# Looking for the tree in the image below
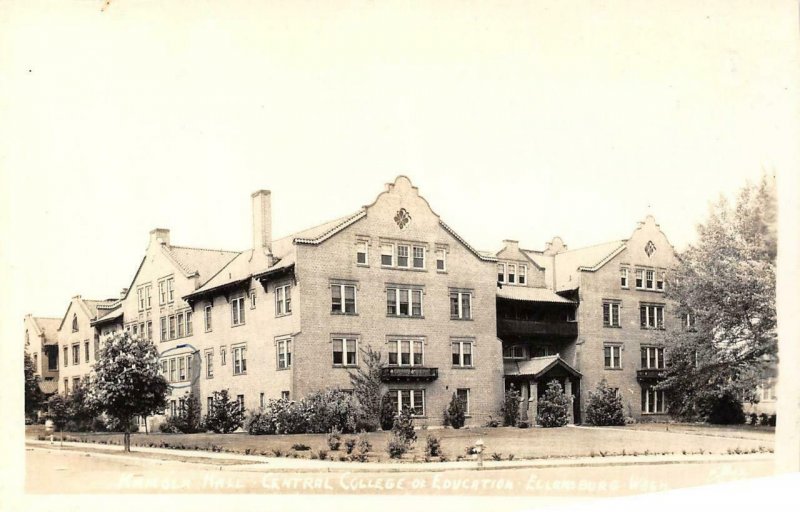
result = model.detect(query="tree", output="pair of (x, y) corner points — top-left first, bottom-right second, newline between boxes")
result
(536, 380), (570, 428)
(501, 384), (521, 427)
(66, 379), (99, 431)
(89, 332), (169, 451)
(348, 345), (383, 432)
(204, 389), (244, 433)
(24, 351), (44, 418)
(46, 394), (68, 444)
(444, 392), (466, 429)
(659, 175), (777, 421)
(585, 379), (626, 426)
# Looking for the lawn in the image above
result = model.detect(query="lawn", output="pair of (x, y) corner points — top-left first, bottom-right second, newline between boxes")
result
(26, 424), (774, 463)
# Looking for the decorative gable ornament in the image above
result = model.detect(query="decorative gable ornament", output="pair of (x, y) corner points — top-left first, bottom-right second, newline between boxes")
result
(394, 208), (412, 230)
(644, 240), (656, 257)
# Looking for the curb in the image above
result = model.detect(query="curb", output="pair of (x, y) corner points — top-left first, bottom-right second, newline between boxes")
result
(25, 439), (774, 474)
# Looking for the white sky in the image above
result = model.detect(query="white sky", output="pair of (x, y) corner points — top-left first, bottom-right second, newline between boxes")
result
(2, 1), (800, 502)
(1, 0), (798, 320)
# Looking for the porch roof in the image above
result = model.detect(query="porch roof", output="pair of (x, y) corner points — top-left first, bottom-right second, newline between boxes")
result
(504, 355), (582, 379)
(496, 286), (574, 304)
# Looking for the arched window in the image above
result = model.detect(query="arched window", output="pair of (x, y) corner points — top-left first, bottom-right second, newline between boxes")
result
(72, 314), (78, 332)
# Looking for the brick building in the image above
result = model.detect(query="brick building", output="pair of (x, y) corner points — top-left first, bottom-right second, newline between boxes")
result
(25, 177), (689, 426)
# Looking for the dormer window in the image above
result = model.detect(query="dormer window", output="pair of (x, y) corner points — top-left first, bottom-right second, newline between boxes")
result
(72, 314), (78, 333)
(507, 264), (516, 284)
(519, 265), (527, 285)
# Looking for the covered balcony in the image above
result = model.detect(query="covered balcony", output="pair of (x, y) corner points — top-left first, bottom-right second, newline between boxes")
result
(496, 286), (578, 340)
(380, 366), (438, 382)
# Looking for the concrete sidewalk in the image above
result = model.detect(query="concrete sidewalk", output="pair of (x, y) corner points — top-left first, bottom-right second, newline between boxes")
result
(25, 439), (775, 474)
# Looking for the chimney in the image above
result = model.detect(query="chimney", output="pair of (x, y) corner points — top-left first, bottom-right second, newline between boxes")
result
(503, 239), (520, 252)
(149, 228), (171, 247)
(252, 190), (272, 255)
(120, 288), (128, 299)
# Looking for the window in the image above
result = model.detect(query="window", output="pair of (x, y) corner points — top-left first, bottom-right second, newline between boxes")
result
(220, 346), (227, 366)
(137, 287), (145, 311)
(641, 346), (665, 369)
(281, 391), (290, 401)
(519, 265), (527, 285)
(169, 315), (176, 338)
(160, 317), (167, 341)
(760, 378), (776, 401)
(204, 305), (213, 332)
(178, 357), (186, 381)
(456, 388), (470, 415)
(381, 244), (394, 266)
(277, 338), (292, 369)
(63, 346), (68, 367)
(64, 378), (68, 393)
(72, 344), (80, 365)
(356, 241), (369, 265)
(250, 290), (257, 309)
(205, 350), (214, 378)
(386, 287), (423, 317)
(452, 340), (474, 367)
(604, 344), (622, 369)
(436, 249), (447, 271)
(73, 377), (80, 390)
(532, 345), (557, 358)
(602, 301), (621, 327)
(159, 280), (167, 305)
(84, 341), (90, 363)
(72, 314), (78, 332)
(503, 345), (525, 359)
(331, 283), (357, 314)
(450, 290), (472, 320)
(177, 312), (185, 338)
(275, 284), (291, 316)
(232, 296), (245, 325)
(147, 320), (153, 340)
(397, 244), (410, 267)
(145, 284), (152, 309)
(185, 312), (192, 336)
(642, 386), (666, 413)
(387, 339), (424, 366)
(207, 397), (213, 413)
(620, 268), (629, 288)
(169, 358), (176, 382)
(232, 345), (247, 375)
(684, 313), (696, 330)
(332, 337), (358, 366)
(412, 246), (425, 269)
(167, 278), (174, 302)
(640, 304), (665, 329)
(497, 263), (506, 283)
(94, 335), (100, 361)
(260, 393), (265, 408)
(635, 269), (644, 289)
(33, 353), (38, 369)
(656, 272), (665, 291)
(237, 395), (245, 410)
(507, 264), (516, 284)
(387, 389), (425, 416)
(645, 270), (654, 289)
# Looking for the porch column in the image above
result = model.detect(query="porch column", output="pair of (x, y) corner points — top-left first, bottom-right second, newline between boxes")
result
(519, 380), (529, 423)
(529, 380), (538, 425)
(565, 379), (574, 424)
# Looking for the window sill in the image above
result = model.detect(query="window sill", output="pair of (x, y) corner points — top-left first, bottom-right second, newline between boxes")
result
(604, 367), (623, 371)
(452, 366), (475, 370)
(386, 315), (425, 319)
(231, 323), (246, 328)
(275, 313), (292, 319)
(640, 327), (666, 331)
(206, 375), (214, 379)
(331, 312), (359, 316)
(450, 317), (474, 321)
(233, 372), (247, 377)
(276, 366), (291, 371)
(356, 263), (369, 268)
(603, 325), (622, 329)
(332, 365), (359, 369)
(381, 266), (428, 272)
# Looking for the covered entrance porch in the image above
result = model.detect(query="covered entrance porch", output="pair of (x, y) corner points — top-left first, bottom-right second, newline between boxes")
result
(504, 355), (582, 425)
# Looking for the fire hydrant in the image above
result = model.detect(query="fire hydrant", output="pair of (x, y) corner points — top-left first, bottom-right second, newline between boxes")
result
(44, 419), (54, 445)
(474, 439), (485, 470)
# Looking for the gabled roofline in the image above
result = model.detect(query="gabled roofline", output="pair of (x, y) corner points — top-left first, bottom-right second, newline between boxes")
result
(439, 220), (497, 262)
(576, 243), (628, 272)
(293, 210), (367, 245)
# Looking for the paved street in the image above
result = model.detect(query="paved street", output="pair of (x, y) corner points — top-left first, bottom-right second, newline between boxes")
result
(26, 445), (775, 497)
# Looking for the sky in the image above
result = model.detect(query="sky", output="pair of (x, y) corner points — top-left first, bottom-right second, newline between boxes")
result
(1, 0), (800, 502)
(1, 0), (798, 320)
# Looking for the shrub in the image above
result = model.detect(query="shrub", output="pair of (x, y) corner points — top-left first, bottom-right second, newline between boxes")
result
(387, 431), (408, 459)
(344, 437), (357, 454)
(585, 379), (626, 426)
(768, 414), (777, 427)
(159, 416), (182, 433)
(537, 380), (570, 428)
(425, 434), (442, 457)
(485, 416), (500, 428)
(292, 443), (311, 451)
(326, 427), (342, 451)
(348, 345), (383, 432)
(160, 394), (205, 434)
(316, 449), (328, 460)
(354, 433), (372, 462)
(205, 390), (244, 433)
(501, 385), (521, 427)
(380, 395), (396, 431)
(748, 412), (759, 426)
(702, 390), (745, 425)
(759, 413), (770, 426)
(305, 389), (363, 433)
(392, 408), (417, 446)
(444, 393), (466, 429)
